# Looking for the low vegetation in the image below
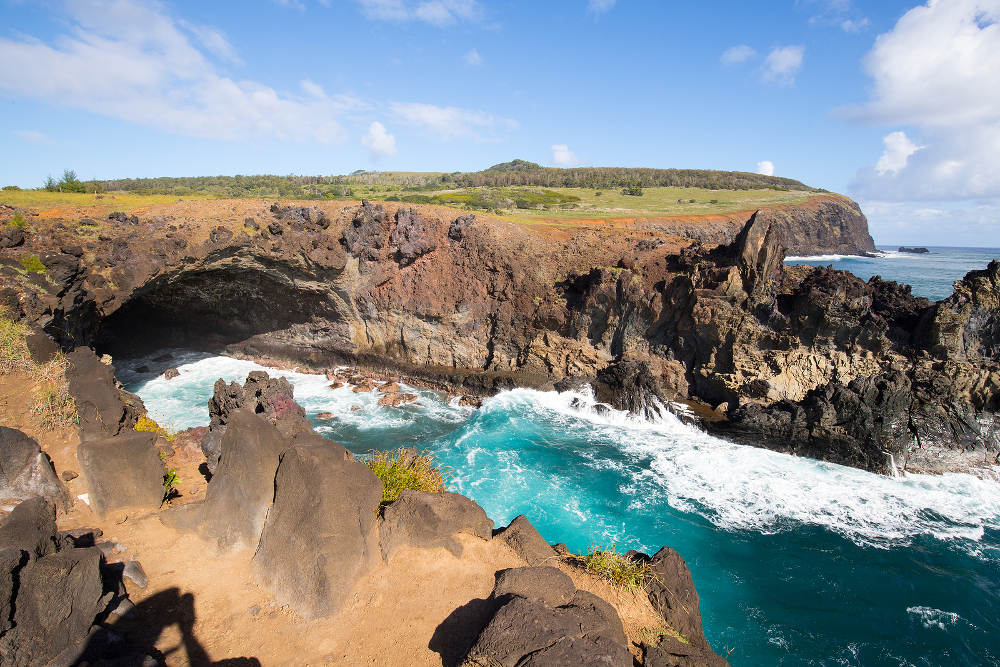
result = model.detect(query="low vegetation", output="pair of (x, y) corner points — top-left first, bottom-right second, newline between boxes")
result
(20, 254), (46, 274)
(584, 546), (650, 593)
(0, 307), (77, 430)
(6, 212), (28, 229)
(638, 625), (690, 646)
(135, 414), (177, 443)
(364, 447), (446, 509)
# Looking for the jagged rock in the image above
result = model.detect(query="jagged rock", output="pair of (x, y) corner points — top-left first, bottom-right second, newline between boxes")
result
(379, 490), (492, 560)
(342, 200), (389, 262)
(0, 547), (104, 667)
(449, 214), (475, 241)
(642, 638), (729, 667)
(644, 547), (709, 647)
(0, 547), (25, 634)
(731, 212), (784, 302)
(77, 431), (165, 518)
(496, 515), (557, 566)
(66, 348), (142, 441)
(244, 217), (259, 230)
(253, 436), (382, 618)
(461, 566), (631, 667)
(199, 410), (288, 552)
(0, 427), (67, 508)
(594, 360), (668, 420)
(24, 326), (60, 364)
(201, 372), (307, 473)
(0, 227), (26, 248)
(390, 207), (438, 266)
(209, 226), (233, 245)
(108, 211), (140, 225)
(0, 497), (58, 559)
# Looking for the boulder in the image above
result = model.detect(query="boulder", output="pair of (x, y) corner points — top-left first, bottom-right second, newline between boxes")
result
(448, 214), (475, 241)
(379, 490), (493, 560)
(0, 427), (67, 508)
(496, 515), (557, 566)
(0, 547), (26, 634)
(643, 547), (708, 646)
(66, 348), (139, 441)
(642, 638), (729, 667)
(0, 497), (58, 559)
(199, 410), (288, 552)
(377, 392), (418, 406)
(77, 431), (165, 517)
(24, 327), (60, 365)
(461, 566), (630, 667)
(253, 436), (382, 618)
(594, 360), (669, 421)
(0, 547), (104, 666)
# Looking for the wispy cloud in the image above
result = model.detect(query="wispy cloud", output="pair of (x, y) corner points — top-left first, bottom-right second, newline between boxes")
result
(390, 102), (518, 141)
(12, 130), (53, 145)
(551, 144), (580, 166)
(463, 48), (482, 66)
(0, 0), (349, 144)
(720, 44), (757, 65)
(761, 45), (804, 85)
(356, 0), (483, 26)
(588, 0), (615, 16)
(755, 160), (774, 176)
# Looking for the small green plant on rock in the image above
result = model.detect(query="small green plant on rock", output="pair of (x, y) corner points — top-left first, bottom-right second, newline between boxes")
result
(20, 254), (45, 274)
(364, 447), (446, 509)
(162, 467), (180, 504)
(584, 546), (650, 593)
(6, 212), (28, 230)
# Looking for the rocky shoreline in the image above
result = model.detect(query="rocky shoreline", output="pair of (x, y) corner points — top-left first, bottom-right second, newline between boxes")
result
(0, 197), (997, 477)
(0, 346), (727, 665)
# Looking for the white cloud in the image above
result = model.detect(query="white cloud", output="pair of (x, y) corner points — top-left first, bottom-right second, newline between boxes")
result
(12, 130), (53, 145)
(755, 160), (775, 176)
(840, 17), (870, 33)
(721, 44), (757, 65)
(761, 45), (804, 84)
(551, 144), (580, 167)
(272, 0), (306, 9)
(848, 0), (1000, 203)
(0, 0), (350, 144)
(588, 0), (615, 15)
(179, 21), (243, 65)
(875, 131), (923, 175)
(860, 199), (1000, 246)
(362, 121), (397, 159)
(356, 0), (483, 26)
(463, 48), (482, 66)
(390, 102), (518, 141)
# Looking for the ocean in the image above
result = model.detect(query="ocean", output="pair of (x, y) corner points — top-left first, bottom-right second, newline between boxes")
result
(120, 351), (1000, 666)
(784, 246), (1000, 302)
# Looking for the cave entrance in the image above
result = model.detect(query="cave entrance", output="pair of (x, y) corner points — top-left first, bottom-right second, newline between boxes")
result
(94, 267), (341, 359)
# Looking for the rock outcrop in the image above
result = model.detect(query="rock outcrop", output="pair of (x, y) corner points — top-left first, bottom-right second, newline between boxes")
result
(379, 489), (493, 560)
(0, 427), (68, 509)
(77, 430), (165, 517)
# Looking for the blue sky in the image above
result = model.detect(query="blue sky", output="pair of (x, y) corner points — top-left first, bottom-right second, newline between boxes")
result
(1, 0), (998, 245)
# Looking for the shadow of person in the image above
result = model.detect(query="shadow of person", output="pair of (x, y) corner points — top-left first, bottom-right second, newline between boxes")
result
(75, 587), (260, 666)
(428, 597), (497, 667)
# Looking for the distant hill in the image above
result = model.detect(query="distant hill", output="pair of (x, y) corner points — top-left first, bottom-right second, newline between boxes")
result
(56, 160), (814, 199)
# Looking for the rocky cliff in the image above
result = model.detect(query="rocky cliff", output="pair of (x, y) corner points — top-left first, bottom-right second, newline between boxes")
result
(644, 194), (875, 256)
(0, 197), (994, 475)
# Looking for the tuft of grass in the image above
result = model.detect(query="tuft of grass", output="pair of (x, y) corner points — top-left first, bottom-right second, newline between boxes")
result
(20, 254), (45, 274)
(364, 447), (446, 509)
(134, 414), (177, 443)
(584, 546), (650, 593)
(638, 625), (689, 647)
(162, 467), (180, 505)
(0, 312), (33, 374)
(30, 353), (77, 430)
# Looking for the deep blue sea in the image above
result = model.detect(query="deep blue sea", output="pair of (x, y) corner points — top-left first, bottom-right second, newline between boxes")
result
(119, 352), (1000, 667)
(784, 246), (1000, 301)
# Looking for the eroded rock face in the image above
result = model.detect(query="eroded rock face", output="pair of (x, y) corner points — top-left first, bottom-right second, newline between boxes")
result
(461, 566), (632, 667)
(77, 431), (165, 517)
(378, 489), (493, 560)
(252, 436), (382, 618)
(496, 514), (557, 566)
(0, 427), (67, 509)
(390, 207), (439, 266)
(66, 348), (144, 441)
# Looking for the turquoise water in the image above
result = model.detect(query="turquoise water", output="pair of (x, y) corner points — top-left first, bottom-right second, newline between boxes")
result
(785, 247), (1000, 301)
(120, 353), (1000, 666)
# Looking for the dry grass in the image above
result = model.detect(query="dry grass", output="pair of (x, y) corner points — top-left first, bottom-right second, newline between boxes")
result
(584, 546), (651, 593)
(1, 307), (77, 430)
(364, 447), (446, 508)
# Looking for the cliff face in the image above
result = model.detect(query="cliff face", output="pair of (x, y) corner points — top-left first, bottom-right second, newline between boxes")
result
(647, 194), (876, 256)
(0, 197), (994, 475)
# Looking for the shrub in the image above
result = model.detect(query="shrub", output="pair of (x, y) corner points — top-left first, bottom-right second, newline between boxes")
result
(584, 546), (650, 592)
(2, 185), (21, 191)
(162, 467), (180, 504)
(20, 254), (45, 273)
(134, 414), (176, 443)
(6, 213), (27, 229)
(621, 183), (644, 196)
(364, 447), (446, 508)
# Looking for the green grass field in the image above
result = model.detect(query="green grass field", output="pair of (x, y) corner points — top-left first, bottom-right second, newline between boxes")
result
(0, 189), (219, 209)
